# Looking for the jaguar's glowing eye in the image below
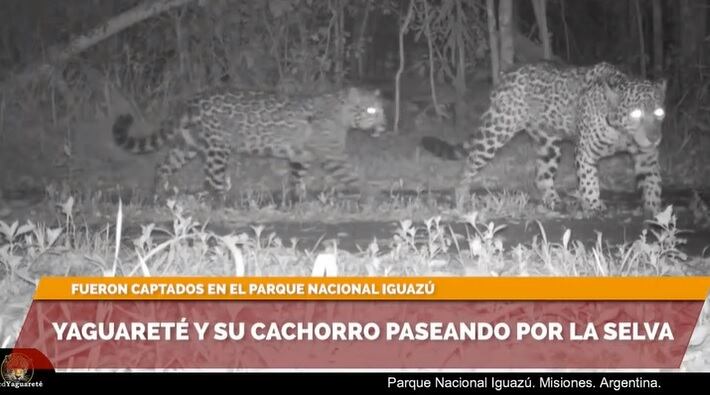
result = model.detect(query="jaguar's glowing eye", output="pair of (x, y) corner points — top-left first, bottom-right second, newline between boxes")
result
(629, 109), (643, 119)
(366, 107), (378, 114)
(653, 107), (665, 117)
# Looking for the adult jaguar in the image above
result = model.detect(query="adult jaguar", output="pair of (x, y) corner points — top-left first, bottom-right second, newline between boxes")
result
(112, 86), (387, 202)
(420, 61), (666, 215)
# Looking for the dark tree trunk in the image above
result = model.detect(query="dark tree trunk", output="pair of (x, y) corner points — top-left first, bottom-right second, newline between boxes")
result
(499, 0), (514, 71)
(486, 0), (500, 85)
(677, 0), (707, 93)
(652, 0), (663, 78)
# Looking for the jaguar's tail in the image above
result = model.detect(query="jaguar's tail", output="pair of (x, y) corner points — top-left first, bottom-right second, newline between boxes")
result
(112, 114), (174, 154)
(420, 136), (467, 161)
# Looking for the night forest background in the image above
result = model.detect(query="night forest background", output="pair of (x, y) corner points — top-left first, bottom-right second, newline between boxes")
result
(0, 0), (708, 203)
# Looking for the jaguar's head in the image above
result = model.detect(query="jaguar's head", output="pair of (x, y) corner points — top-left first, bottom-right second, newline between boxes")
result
(604, 78), (667, 149)
(343, 87), (388, 137)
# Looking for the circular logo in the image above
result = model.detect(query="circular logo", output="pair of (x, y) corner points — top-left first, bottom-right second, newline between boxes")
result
(1, 353), (34, 383)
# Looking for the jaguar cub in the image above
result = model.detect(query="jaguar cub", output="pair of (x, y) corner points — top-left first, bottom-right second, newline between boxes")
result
(420, 61), (666, 215)
(112, 86), (387, 202)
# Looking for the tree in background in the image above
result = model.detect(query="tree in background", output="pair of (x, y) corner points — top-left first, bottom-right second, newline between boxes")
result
(0, 0), (707, 125)
(677, 0), (706, 95)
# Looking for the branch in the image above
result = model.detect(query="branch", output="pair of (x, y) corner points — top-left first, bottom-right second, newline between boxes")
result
(1, 0), (198, 90)
(394, 0), (416, 134)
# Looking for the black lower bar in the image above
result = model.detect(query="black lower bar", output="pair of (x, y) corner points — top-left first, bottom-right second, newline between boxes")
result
(7, 371), (709, 393)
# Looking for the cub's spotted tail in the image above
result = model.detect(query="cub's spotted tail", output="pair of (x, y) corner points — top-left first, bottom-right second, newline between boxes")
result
(112, 114), (174, 154)
(420, 136), (467, 160)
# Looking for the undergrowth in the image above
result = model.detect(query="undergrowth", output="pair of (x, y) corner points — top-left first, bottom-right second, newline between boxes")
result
(0, 194), (699, 282)
(0, 194), (708, 366)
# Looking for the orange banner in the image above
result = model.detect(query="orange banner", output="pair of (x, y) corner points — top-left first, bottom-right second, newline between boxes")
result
(32, 276), (710, 301)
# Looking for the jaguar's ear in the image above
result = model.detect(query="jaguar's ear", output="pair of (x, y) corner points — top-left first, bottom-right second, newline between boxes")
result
(347, 86), (360, 100)
(602, 81), (620, 106)
(655, 78), (668, 95)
